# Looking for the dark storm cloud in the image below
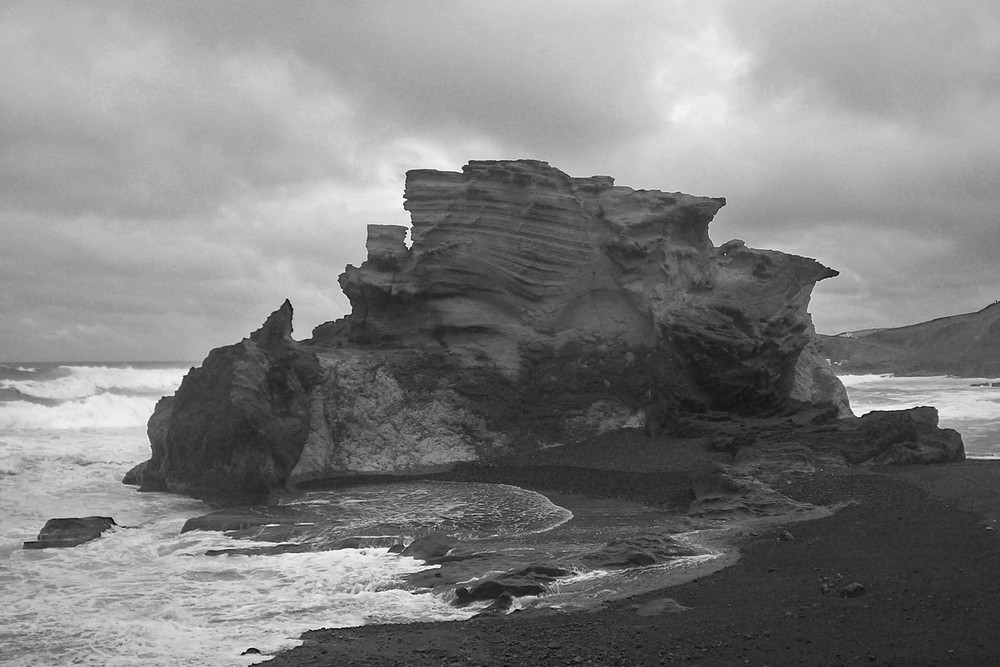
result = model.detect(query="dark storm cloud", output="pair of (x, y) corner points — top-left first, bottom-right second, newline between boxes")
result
(130, 0), (671, 155)
(1, 0), (998, 359)
(726, 0), (1000, 120)
(0, 1), (361, 220)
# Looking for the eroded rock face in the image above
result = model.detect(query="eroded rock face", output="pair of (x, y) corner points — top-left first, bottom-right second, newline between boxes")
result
(139, 300), (322, 505)
(321, 160), (844, 416)
(133, 160), (857, 505)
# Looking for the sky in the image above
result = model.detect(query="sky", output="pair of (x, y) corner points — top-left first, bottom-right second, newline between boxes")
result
(2, 0), (999, 362)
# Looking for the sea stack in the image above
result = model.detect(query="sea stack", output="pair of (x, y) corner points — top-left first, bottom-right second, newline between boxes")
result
(136, 160), (858, 505)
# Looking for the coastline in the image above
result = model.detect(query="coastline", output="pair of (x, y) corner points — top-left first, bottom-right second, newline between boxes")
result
(263, 434), (1000, 665)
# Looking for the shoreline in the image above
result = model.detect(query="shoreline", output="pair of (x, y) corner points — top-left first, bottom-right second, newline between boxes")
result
(262, 433), (1000, 666)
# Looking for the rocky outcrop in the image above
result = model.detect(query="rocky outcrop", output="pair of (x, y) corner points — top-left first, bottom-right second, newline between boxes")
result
(132, 160), (866, 505)
(696, 405), (965, 475)
(23, 516), (118, 549)
(820, 301), (1000, 377)
(138, 300), (322, 505)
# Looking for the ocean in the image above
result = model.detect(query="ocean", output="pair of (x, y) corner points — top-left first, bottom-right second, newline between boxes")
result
(1, 364), (997, 665)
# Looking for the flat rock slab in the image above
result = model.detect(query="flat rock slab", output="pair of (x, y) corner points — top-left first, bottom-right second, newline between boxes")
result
(23, 516), (117, 549)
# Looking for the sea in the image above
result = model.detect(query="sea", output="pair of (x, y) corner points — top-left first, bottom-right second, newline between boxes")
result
(1, 364), (998, 665)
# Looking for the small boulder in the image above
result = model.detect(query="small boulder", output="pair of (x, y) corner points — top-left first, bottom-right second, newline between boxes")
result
(839, 582), (866, 598)
(23, 516), (118, 549)
(473, 591), (516, 617)
(122, 461), (146, 486)
(581, 534), (699, 569)
(455, 579), (545, 605)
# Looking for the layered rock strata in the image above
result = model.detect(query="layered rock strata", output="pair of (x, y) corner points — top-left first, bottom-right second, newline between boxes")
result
(133, 160), (927, 506)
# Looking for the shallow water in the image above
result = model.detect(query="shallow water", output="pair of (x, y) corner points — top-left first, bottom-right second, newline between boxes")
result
(0, 363), (723, 665)
(4, 364), (995, 664)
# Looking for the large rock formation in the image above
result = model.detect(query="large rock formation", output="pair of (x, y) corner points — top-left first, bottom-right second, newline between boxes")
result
(138, 300), (322, 505)
(134, 160), (864, 505)
(819, 301), (1000, 377)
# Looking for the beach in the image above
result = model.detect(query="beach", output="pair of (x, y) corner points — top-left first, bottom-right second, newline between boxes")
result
(266, 434), (1000, 666)
(4, 366), (999, 665)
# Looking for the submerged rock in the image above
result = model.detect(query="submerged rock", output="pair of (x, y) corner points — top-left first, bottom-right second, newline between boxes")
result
(581, 534), (701, 568)
(473, 591), (516, 616)
(23, 516), (118, 549)
(128, 160), (952, 506)
(399, 532), (454, 561)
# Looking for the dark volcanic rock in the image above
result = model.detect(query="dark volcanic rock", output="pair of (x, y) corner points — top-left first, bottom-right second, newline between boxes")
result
(690, 462), (816, 516)
(205, 543), (313, 557)
(455, 579), (547, 605)
(23, 516), (118, 549)
(121, 460), (146, 486)
(472, 591), (516, 616)
(180, 505), (319, 534)
(581, 533), (701, 568)
(399, 532), (454, 561)
(137, 300), (322, 505)
(852, 407), (965, 465)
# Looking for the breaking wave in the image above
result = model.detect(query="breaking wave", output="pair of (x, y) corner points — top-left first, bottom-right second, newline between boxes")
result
(0, 364), (187, 401)
(0, 363), (187, 430)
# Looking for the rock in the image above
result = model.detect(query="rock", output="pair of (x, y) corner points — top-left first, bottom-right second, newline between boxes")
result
(508, 564), (574, 579)
(690, 462), (816, 516)
(717, 406), (964, 471)
(854, 407), (965, 465)
(581, 533), (699, 568)
(136, 300), (322, 505)
(840, 582), (866, 598)
(779, 530), (795, 541)
(473, 591), (517, 617)
(128, 160), (858, 505)
(23, 516), (118, 549)
(241, 647), (262, 655)
(180, 505), (318, 534)
(455, 579), (546, 605)
(205, 543), (312, 557)
(400, 532), (454, 561)
(121, 460), (146, 486)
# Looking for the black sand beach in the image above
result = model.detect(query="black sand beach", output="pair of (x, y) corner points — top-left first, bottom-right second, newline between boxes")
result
(264, 432), (1000, 666)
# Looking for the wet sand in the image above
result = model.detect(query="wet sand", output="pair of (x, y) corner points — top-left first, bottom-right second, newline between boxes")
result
(264, 432), (1000, 666)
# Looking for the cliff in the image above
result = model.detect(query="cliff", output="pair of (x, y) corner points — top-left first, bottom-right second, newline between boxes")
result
(820, 301), (1000, 377)
(131, 160), (953, 507)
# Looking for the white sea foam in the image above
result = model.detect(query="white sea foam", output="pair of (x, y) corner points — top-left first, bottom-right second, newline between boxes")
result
(0, 365), (186, 401)
(0, 393), (162, 430)
(3, 527), (476, 666)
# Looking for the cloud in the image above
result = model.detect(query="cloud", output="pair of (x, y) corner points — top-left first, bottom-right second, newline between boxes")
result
(1, 0), (998, 359)
(726, 0), (1000, 121)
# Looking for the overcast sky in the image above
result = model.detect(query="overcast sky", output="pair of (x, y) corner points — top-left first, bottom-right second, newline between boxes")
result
(2, 0), (998, 362)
